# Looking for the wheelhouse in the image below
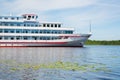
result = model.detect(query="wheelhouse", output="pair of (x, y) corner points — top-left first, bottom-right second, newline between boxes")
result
(0, 14), (74, 41)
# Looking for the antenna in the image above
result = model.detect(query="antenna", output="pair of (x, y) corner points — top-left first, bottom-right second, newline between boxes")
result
(10, 13), (12, 16)
(89, 20), (92, 34)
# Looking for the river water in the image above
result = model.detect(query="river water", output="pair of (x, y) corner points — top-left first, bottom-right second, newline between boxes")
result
(0, 45), (120, 80)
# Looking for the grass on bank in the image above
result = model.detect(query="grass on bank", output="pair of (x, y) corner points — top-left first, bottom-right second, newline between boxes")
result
(85, 40), (120, 45)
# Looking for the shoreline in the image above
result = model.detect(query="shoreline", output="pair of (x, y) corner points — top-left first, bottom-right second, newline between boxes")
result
(85, 40), (120, 45)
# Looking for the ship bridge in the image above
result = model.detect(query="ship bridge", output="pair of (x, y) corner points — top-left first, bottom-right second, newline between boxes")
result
(22, 14), (38, 22)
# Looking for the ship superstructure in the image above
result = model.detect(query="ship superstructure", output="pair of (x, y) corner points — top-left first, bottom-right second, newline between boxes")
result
(0, 14), (91, 47)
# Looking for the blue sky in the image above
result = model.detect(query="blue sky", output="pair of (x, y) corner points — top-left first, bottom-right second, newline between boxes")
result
(0, 0), (120, 40)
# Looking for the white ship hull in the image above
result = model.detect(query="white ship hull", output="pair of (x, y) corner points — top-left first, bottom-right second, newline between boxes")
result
(0, 34), (91, 47)
(0, 14), (92, 47)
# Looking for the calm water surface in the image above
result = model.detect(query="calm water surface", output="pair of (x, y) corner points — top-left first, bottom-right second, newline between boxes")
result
(0, 45), (120, 80)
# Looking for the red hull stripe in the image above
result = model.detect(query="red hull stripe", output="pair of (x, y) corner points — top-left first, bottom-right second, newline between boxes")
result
(59, 36), (80, 37)
(0, 42), (67, 44)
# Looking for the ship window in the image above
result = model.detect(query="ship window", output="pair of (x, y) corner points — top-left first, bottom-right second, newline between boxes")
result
(1, 23), (5, 26)
(0, 29), (2, 33)
(28, 16), (31, 20)
(31, 30), (34, 33)
(11, 17), (15, 20)
(69, 31), (71, 34)
(62, 31), (65, 34)
(24, 37), (27, 40)
(70, 31), (73, 34)
(1, 23), (3, 26)
(35, 25), (38, 27)
(5, 23), (8, 26)
(31, 30), (37, 33)
(0, 37), (2, 40)
(4, 36), (8, 40)
(32, 37), (37, 40)
(35, 30), (38, 33)
(47, 24), (49, 27)
(40, 37), (42, 40)
(44, 30), (47, 33)
(23, 16), (26, 19)
(65, 31), (68, 34)
(24, 24), (26, 26)
(47, 30), (50, 33)
(46, 37), (49, 40)
(16, 29), (22, 33)
(55, 31), (57, 34)
(58, 24), (61, 27)
(10, 24), (14, 26)
(36, 16), (38, 19)
(39, 31), (42, 33)
(16, 30), (20, 33)
(28, 16), (31, 18)
(23, 30), (28, 33)
(4, 29), (8, 33)
(35, 37), (37, 40)
(32, 16), (34, 19)
(51, 24), (53, 27)
(10, 30), (14, 33)
(43, 37), (46, 40)
(16, 37), (20, 40)
(55, 24), (57, 27)
(57, 31), (60, 34)
(43, 24), (46, 27)
(11, 37), (14, 40)
(17, 17), (19, 20)
(31, 24), (34, 27)
(4, 17), (8, 19)
(27, 24), (30, 26)
(0, 17), (2, 19)
(68, 31), (70, 34)
(17, 24), (20, 26)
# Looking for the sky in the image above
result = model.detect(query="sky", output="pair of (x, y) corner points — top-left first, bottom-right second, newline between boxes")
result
(0, 0), (120, 40)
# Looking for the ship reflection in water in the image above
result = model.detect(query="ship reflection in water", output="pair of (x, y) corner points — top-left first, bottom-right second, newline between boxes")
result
(0, 46), (120, 80)
(0, 47), (81, 64)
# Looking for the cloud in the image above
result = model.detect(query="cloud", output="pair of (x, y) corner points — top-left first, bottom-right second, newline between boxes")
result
(0, 0), (97, 14)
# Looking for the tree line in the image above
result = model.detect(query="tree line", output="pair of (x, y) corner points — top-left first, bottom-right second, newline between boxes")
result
(85, 40), (120, 45)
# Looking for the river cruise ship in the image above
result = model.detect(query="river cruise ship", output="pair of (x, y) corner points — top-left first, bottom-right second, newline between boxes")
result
(0, 14), (91, 47)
